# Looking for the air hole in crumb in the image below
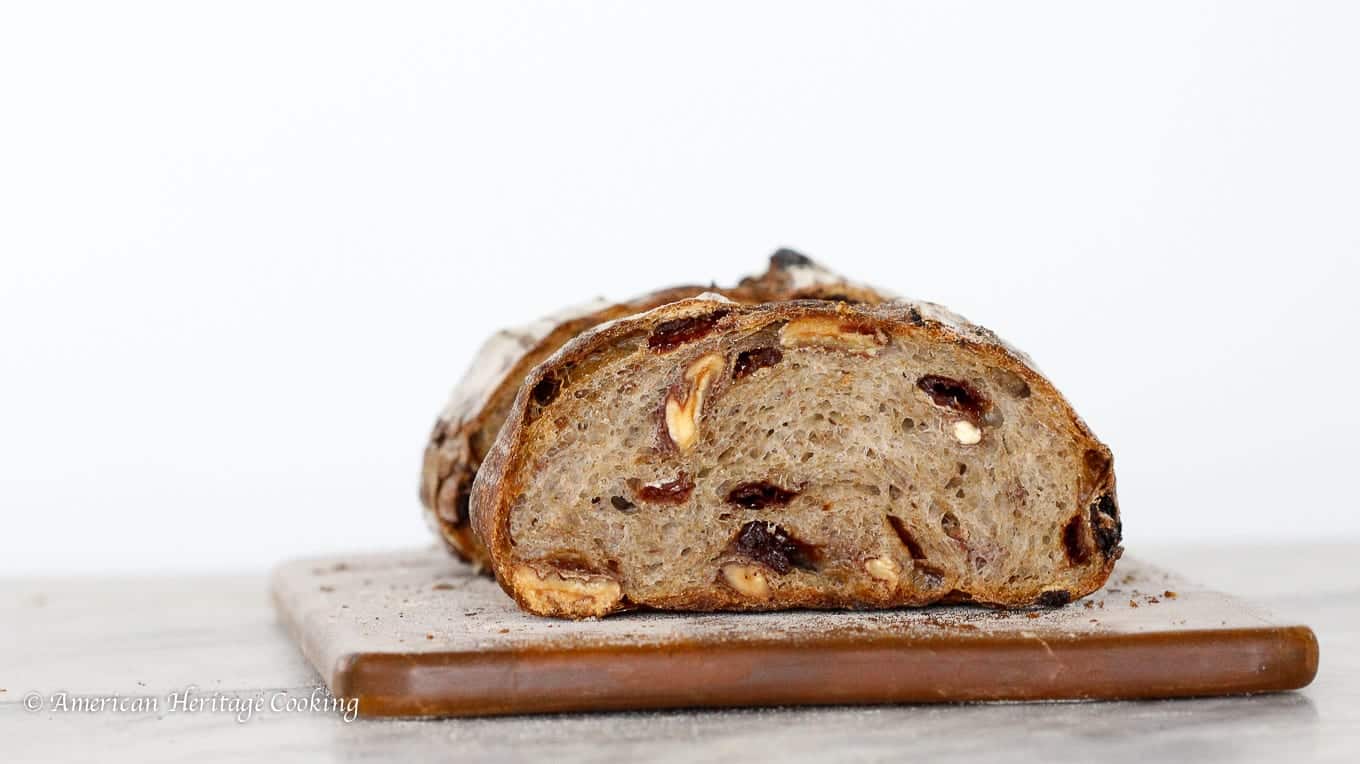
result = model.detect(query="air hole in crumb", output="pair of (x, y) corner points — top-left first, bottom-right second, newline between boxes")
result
(888, 484), (903, 500)
(941, 512), (964, 540)
(1064, 513), (1093, 564)
(610, 496), (637, 513)
(992, 368), (1032, 398)
(530, 375), (561, 406)
(901, 417), (915, 431)
(957, 463), (967, 475)
(917, 565), (946, 588)
(887, 515), (927, 559)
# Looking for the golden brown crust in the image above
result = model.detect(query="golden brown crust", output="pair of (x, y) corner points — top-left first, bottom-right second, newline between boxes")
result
(471, 297), (1121, 618)
(421, 252), (890, 567)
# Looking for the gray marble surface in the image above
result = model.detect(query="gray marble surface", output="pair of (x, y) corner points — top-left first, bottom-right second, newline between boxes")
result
(3, 542), (1356, 762)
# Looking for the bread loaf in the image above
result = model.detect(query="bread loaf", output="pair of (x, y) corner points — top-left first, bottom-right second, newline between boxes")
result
(470, 295), (1121, 617)
(420, 251), (888, 567)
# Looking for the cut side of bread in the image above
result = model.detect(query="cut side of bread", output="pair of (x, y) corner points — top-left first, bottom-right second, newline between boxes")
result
(420, 251), (889, 568)
(471, 296), (1121, 618)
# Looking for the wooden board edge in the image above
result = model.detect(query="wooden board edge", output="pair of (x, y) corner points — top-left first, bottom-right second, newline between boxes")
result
(327, 625), (1319, 718)
(270, 570), (352, 696)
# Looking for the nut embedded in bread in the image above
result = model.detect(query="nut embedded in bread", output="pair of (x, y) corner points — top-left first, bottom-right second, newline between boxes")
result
(471, 296), (1122, 618)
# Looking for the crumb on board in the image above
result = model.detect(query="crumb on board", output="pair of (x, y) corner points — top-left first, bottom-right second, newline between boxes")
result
(432, 582), (456, 591)
(1164, 590), (1178, 599)
(1129, 599), (1139, 608)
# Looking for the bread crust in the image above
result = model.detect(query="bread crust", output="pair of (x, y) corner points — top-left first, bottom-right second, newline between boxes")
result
(420, 252), (889, 567)
(472, 296), (1121, 618)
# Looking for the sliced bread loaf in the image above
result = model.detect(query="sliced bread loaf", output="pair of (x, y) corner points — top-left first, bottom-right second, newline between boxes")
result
(471, 295), (1121, 617)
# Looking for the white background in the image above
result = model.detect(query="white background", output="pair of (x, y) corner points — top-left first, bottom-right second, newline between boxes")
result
(2, 2), (1356, 575)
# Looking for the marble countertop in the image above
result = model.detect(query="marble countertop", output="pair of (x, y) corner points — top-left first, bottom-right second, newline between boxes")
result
(3, 542), (1356, 763)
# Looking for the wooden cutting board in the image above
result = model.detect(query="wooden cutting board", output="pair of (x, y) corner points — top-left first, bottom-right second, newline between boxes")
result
(271, 547), (1318, 717)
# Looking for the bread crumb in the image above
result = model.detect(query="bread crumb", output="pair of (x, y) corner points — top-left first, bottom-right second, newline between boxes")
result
(1128, 599), (1139, 608)
(1164, 590), (1178, 599)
